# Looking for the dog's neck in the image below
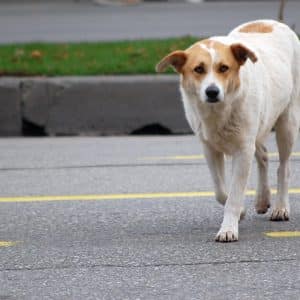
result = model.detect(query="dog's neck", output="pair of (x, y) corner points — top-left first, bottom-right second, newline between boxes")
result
(186, 91), (247, 154)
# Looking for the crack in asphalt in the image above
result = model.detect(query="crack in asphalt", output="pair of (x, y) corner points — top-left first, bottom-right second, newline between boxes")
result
(0, 158), (300, 172)
(0, 258), (297, 273)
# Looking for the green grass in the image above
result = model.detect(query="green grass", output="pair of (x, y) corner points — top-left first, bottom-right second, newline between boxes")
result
(0, 37), (199, 76)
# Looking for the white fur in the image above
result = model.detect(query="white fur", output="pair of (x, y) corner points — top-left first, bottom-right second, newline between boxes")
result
(179, 20), (300, 242)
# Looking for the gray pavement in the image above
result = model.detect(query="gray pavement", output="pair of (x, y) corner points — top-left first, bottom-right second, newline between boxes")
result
(0, 134), (299, 299)
(0, 1), (300, 44)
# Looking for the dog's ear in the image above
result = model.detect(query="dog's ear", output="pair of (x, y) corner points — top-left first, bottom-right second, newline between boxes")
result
(231, 43), (258, 65)
(156, 51), (187, 73)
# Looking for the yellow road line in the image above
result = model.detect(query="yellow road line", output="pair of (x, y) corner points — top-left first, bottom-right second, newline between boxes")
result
(142, 155), (205, 160)
(0, 241), (19, 247)
(1, 188), (300, 203)
(142, 152), (300, 161)
(141, 155), (202, 160)
(0, 192), (215, 203)
(264, 231), (300, 238)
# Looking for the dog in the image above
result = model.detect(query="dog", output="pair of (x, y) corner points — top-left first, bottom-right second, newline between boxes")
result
(156, 20), (300, 242)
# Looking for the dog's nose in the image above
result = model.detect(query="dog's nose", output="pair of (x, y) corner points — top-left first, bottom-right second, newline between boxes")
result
(205, 85), (220, 103)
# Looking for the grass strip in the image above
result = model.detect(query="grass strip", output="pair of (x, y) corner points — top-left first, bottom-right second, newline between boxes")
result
(0, 37), (199, 76)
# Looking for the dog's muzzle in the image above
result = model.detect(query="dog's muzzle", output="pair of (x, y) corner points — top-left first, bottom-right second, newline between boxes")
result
(205, 85), (220, 103)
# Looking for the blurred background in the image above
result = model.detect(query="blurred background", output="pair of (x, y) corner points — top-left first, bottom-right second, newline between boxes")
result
(0, 0), (299, 136)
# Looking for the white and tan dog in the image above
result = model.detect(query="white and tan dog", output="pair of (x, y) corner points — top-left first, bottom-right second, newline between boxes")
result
(156, 20), (300, 242)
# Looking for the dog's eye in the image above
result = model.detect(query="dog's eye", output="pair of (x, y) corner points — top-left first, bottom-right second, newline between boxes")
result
(194, 65), (205, 74)
(219, 65), (229, 73)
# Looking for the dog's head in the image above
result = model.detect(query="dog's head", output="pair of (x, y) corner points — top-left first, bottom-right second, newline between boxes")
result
(156, 38), (257, 104)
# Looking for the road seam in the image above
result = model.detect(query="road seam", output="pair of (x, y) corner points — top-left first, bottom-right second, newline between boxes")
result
(0, 258), (297, 272)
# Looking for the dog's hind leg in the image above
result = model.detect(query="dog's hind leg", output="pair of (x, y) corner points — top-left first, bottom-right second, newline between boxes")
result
(271, 109), (300, 221)
(254, 143), (271, 214)
(202, 142), (228, 206)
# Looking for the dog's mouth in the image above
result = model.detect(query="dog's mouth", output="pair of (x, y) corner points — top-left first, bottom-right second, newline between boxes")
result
(206, 97), (220, 104)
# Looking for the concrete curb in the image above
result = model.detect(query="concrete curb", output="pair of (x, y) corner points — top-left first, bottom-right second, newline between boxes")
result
(0, 76), (191, 136)
(0, 78), (22, 136)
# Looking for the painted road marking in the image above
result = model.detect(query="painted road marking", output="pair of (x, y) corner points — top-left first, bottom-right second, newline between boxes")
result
(0, 241), (18, 247)
(1, 188), (300, 203)
(265, 231), (300, 238)
(142, 155), (205, 160)
(141, 152), (300, 161)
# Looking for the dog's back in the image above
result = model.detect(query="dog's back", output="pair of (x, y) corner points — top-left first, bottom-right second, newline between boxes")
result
(230, 20), (300, 101)
(227, 20), (300, 142)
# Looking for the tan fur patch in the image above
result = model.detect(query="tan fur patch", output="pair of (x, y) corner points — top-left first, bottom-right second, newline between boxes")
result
(210, 41), (241, 94)
(239, 22), (273, 33)
(183, 42), (212, 73)
(180, 43), (212, 93)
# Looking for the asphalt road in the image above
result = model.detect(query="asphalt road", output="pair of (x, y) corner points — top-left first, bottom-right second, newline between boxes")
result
(0, 134), (299, 299)
(0, 1), (300, 43)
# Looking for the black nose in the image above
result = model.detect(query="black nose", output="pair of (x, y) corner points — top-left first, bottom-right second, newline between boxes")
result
(205, 85), (220, 102)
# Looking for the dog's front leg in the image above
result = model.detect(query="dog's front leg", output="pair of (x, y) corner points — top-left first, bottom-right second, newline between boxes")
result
(215, 147), (254, 242)
(202, 142), (227, 205)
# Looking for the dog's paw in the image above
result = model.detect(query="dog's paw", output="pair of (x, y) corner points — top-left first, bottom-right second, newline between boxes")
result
(215, 230), (238, 243)
(255, 202), (270, 214)
(255, 190), (271, 214)
(270, 208), (289, 221)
